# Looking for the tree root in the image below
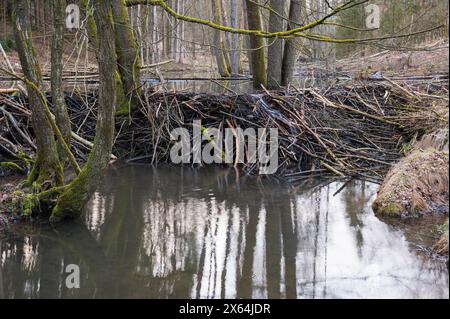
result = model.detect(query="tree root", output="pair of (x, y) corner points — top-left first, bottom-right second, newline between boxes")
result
(18, 185), (67, 216)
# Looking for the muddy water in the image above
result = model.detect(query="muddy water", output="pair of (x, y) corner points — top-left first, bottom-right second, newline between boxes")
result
(0, 165), (448, 299)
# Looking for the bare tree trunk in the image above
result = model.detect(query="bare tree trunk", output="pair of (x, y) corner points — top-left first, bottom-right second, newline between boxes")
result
(12, 0), (63, 187)
(146, 5), (154, 63)
(51, 0), (117, 222)
(111, 0), (141, 108)
(51, 0), (72, 163)
(245, 0), (267, 88)
(211, 0), (230, 77)
(281, 0), (303, 86)
(230, 0), (240, 75)
(242, 1), (253, 74)
(267, 0), (284, 89)
(163, 10), (171, 59)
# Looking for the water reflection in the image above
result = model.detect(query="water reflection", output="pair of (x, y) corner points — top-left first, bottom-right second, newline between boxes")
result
(0, 166), (448, 299)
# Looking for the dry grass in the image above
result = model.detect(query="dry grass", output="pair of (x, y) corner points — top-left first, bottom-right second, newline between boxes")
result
(372, 148), (449, 217)
(433, 220), (449, 256)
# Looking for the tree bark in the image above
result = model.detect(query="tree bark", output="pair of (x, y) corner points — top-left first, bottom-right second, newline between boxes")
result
(230, 0), (240, 75)
(51, 0), (117, 222)
(111, 0), (141, 109)
(281, 0), (303, 86)
(245, 0), (267, 88)
(211, 0), (231, 77)
(82, 0), (128, 114)
(12, 0), (63, 187)
(267, 0), (284, 89)
(51, 0), (72, 163)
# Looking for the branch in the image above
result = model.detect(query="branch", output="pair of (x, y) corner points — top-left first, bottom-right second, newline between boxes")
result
(0, 67), (82, 174)
(125, 0), (371, 38)
(301, 25), (444, 43)
(124, 0), (443, 44)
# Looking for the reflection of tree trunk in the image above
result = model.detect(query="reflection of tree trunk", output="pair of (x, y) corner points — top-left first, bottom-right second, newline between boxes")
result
(0, 240), (27, 299)
(237, 202), (260, 298)
(58, 222), (112, 298)
(8, 240), (26, 298)
(116, 169), (144, 296)
(312, 196), (321, 299)
(281, 201), (297, 299)
(97, 168), (143, 297)
(220, 207), (233, 298)
(265, 202), (281, 299)
(195, 212), (211, 298)
(344, 182), (364, 256)
(38, 237), (62, 298)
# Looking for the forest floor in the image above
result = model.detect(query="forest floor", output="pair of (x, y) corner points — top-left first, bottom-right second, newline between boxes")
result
(2, 38), (448, 90)
(334, 39), (449, 76)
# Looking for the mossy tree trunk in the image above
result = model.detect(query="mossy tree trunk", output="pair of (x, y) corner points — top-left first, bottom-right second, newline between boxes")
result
(82, 0), (128, 114)
(245, 0), (267, 88)
(51, 0), (117, 222)
(281, 0), (303, 86)
(111, 0), (142, 110)
(266, 0), (284, 89)
(51, 0), (72, 163)
(12, 0), (63, 188)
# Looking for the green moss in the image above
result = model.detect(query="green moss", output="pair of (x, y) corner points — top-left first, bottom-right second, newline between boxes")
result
(438, 219), (449, 235)
(17, 150), (34, 166)
(50, 169), (90, 223)
(0, 162), (25, 173)
(13, 185), (66, 217)
(384, 202), (403, 215)
(114, 70), (130, 115)
(401, 140), (414, 155)
(22, 194), (40, 216)
(13, 190), (23, 197)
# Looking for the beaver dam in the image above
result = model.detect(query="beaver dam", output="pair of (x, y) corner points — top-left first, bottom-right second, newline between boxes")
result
(1, 77), (448, 183)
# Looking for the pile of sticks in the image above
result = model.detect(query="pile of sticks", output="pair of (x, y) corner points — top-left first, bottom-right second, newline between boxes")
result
(1, 77), (448, 182)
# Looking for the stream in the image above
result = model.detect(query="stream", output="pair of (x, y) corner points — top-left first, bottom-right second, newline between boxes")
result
(0, 165), (448, 299)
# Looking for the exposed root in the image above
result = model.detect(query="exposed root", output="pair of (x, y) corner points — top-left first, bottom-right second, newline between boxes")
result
(15, 185), (67, 217)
